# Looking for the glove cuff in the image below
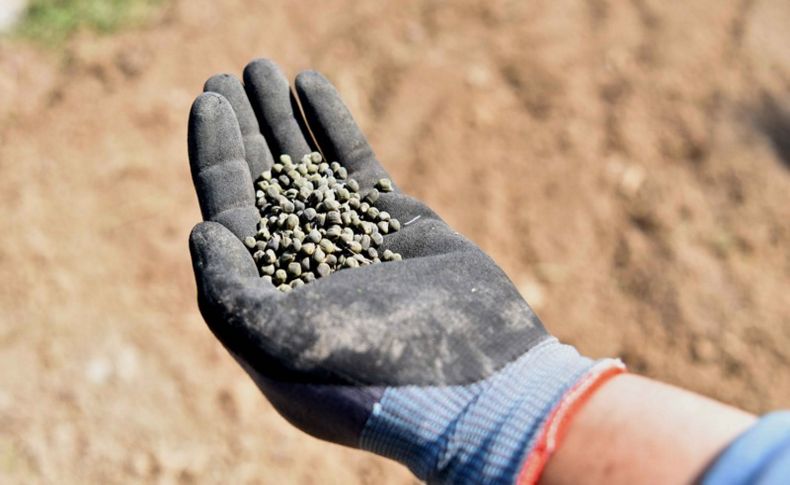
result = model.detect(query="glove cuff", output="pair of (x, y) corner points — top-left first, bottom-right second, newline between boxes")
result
(359, 338), (623, 484)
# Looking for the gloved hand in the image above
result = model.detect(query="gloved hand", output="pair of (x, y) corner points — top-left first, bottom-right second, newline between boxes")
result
(188, 58), (622, 484)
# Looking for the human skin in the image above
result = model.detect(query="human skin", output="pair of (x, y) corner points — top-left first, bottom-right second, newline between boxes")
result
(540, 374), (756, 485)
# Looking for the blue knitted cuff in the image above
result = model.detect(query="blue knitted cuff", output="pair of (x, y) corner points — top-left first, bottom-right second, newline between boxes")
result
(360, 338), (609, 484)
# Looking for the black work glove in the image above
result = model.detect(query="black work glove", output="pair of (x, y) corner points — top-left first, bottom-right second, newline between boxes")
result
(187, 59), (621, 485)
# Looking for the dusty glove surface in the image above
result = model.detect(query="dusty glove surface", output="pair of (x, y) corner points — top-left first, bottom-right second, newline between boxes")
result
(187, 59), (552, 452)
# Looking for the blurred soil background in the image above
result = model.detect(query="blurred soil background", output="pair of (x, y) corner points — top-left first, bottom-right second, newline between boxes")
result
(0, 0), (789, 483)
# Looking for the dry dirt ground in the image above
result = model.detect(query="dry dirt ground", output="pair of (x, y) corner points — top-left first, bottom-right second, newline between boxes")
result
(1, 0), (789, 483)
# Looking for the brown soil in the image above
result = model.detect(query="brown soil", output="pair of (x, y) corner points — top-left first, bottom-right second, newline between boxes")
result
(1, 0), (789, 483)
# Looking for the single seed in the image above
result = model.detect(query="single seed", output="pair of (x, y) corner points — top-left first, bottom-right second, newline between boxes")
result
(326, 211), (342, 225)
(349, 241), (362, 253)
(389, 219), (401, 231)
(266, 186), (280, 199)
(308, 229), (322, 243)
(371, 232), (384, 246)
(378, 221), (389, 234)
(288, 262), (302, 277)
(278, 284), (292, 293)
(244, 236), (257, 249)
(274, 269), (287, 284)
(383, 249), (394, 261)
(291, 279), (305, 289)
(261, 265), (275, 276)
(360, 235), (371, 250)
(325, 254), (338, 266)
(345, 257), (359, 268)
(317, 262), (331, 278)
(364, 189), (380, 203)
(376, 178), (393, 192)
(301, 242), (316, 255)
(313, 247), (326, 263)
(285, 213), (299, 229)
(326, 225), (342, 238)
(347, 179), (359, 192)
(319, 239), (335, 253)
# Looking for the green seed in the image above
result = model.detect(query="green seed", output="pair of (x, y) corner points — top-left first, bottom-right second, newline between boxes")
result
(317, 262), (331, 278)
(326, 225), (342, 238)
(326, 211), (342, 225)
(376, 178), (393, 192)
(288, 262), (302, 276)
(319, 239), (335, 253)
(301, 242), (316, 255)
(274, 269), (287, 284)
(266, 186), (280, 199)
(365, 189), (380, 203)
(371, 232), (384, 246)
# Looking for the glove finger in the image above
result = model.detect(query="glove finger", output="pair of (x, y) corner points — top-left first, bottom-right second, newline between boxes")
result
(204, 73), (274, 180)
(188, 92), (259, 239)
(243, 58), (314, 159)
(294, 70), (391, 191)
(189, 221), (278, 312)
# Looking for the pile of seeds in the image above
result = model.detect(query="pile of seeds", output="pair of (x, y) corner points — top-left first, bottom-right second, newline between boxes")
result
(244, 152), (402, 292)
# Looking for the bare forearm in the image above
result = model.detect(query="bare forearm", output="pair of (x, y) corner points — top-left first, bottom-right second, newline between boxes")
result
(540, 374), (755, 485)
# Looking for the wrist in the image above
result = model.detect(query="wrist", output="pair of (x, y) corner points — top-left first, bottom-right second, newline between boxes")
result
(360, 338), (623, 484)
